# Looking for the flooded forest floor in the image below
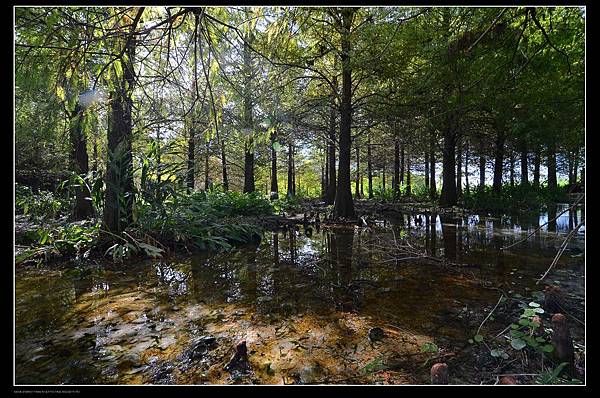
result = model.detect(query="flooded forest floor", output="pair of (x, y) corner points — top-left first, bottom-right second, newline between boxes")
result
(15, 200), (585, 385)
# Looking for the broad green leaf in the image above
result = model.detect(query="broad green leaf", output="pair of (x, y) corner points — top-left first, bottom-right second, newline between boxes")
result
(511, 338), (527, 350)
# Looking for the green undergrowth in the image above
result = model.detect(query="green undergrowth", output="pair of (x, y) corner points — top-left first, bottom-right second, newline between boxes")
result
(16, 184), (275, 265)
(461, 184), (572, 214)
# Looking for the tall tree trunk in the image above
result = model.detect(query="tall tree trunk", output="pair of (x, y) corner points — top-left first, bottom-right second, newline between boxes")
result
(155, 126), (162, 202)
(492, 129), (506, 194)
(406, 150), (411, 196)
(509, 150), (515, 187)
(243, 140), (255, 193)
(573, 152), (579, 184)
(393, 140), (400, 198)
(367, 135), (373, 199)
(242, 37), (255, 193)
(456, 138), (462, 198)
(430, 132), (437, 199)
(204, 139), (210, 191)
(520, 143), (529, 186)
(400, 144), (405, 185)
(324, 144), (329, 199)
(479, 153), (486, 192)
(103, 21), (138, 233)
(292, 146), (296, 196)
(355, 146), (361, 199)
(439, 113), (457, 206)
(187, 128), (195, 191)
(333, 8), (355, 218)
(533, 147), (540, 188)
(69, 104), (93, 220)
(464, 142), (470, 194)
(326, 93), (337, 205)
(425, 152), (430, 190)
(547, 143), (557, 190)
(220, 139), (229, 191)
(270, 130), (278, 199)
(287, 142), (294, 198)
(382, 155), (386, 191)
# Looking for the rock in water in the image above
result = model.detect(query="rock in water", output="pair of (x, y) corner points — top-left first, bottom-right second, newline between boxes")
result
(190, 335), (217, 360)
(224, 340), (251, 374)
(551, 313), (575, 376)
(430, 363), (449, 384)
(499, 376), (517, 385)
(368, 327), (385, 343)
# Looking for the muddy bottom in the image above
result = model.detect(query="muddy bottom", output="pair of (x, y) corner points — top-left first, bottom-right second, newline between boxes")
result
(15, 206), (585, 384)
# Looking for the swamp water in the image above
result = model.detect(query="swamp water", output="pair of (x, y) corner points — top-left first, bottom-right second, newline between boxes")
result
(15, 205), (585, 385)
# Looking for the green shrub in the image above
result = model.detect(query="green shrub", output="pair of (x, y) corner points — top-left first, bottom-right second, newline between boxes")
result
(15, 183), (70, 220)
(462, 184), (570, 214)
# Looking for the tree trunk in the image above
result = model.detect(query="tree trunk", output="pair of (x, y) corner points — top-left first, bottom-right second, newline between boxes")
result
(204, 140), (210, 191)
(400, 144), (405, 185)
(287, 142), (294, 198)
(355, 146), (361, 199)
(69, 104), (93, 220)
(479, 154), (486, 191)
(533, 147), (540, 188)
(103, 33), (136, 233)
(242, 37), (255, 193)
(405, 150), (411, 196)
(393, 140), (400, 198)
(220, 139), (229, 191)
(439, 114), (457, 206)
(270, 130), (278, 199)
(187, 128), (195, 191)
(326, 93), (337, 205)
(324, 144), (329, 199)
(492, 129), (506, 194)
(464, 142), (470, 194)
(547, 143), (557, 190)
(382, 155), (386, 191)
(243, 140), (255, 193)
(430, 132), (437, 199)
(292, 146), (296, 196)
(425, 151), (430, 190)
(333, 8), (355, 218)
(456, 138), (462, 198)
(509, 150), (515, 187)
(520, 144), (529, 186)
(573, 152), (579, 184)
(367, 135), (373, 199)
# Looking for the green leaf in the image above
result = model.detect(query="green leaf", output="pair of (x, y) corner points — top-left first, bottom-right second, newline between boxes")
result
(490, 349), (503, 357)
(420, 343), (439, 353)
(474, 334), (484, 343)
(529, 302), (541, 308)
(510, 330), (525, 338)
(511, 338), (527, 350)
(541, 344), (554, 353)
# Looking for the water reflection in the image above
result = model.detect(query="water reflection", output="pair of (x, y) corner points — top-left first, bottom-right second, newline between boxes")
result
(15, 203), (584, 384)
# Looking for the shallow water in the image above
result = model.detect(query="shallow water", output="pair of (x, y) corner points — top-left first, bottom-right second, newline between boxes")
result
(14, 205), (585, 385)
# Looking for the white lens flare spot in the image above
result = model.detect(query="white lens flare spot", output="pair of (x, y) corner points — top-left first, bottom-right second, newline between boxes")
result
(78, 89), (103, 109)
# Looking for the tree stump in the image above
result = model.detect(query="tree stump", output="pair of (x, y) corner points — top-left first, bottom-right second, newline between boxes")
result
(224, 340), (251, 374)
(499, 376), (517, 385)
(430, 362), (449, 384)
(551, 313), (575, 376)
